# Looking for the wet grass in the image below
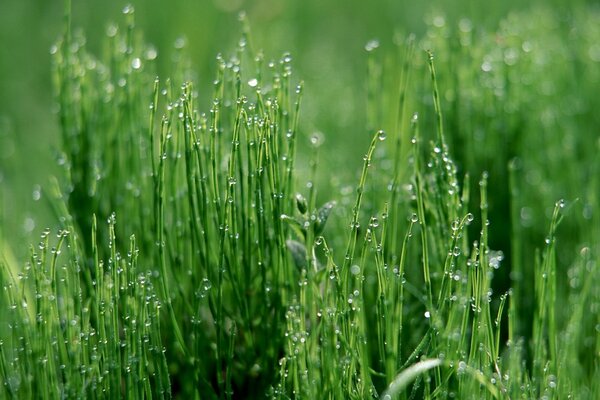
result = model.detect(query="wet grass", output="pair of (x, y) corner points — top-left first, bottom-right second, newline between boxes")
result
(1, 3), (599, 399)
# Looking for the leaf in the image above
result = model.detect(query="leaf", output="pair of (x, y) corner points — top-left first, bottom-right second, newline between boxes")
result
(295, 193), (308, 214)
(314, 200), (336, 235)
(314, 266), (327, 283)
(286, 240), (307, 270)
(281, 214), (306, 239)
(381, 358), (442, 399)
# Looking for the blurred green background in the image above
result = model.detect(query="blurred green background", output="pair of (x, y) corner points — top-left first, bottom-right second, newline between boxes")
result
(0, 0), (596, 258)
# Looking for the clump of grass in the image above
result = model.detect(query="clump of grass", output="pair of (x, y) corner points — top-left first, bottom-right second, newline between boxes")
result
(1, 3), (599, 399)
(0, 217), (170, 398)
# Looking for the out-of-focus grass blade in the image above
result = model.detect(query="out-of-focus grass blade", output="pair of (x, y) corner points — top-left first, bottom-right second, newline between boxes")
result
(381, 358), (442, 399)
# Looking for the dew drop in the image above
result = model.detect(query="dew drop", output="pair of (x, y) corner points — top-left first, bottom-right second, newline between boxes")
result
(32, 185), (41, 201)
(23, 217), (35, 233)
(433, 15), (445, 28)
(106, 24), (118, 37)
(365, 39), (380, 52)
(145, 47), (158, 60)
(481, 60), (492, 72)
(131, 58), (141, 70)
(174, 37), (186, 49)
(310, 132), (323, 147)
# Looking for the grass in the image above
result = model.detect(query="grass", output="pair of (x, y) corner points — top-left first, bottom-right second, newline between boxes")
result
(1, 2), (599, 399)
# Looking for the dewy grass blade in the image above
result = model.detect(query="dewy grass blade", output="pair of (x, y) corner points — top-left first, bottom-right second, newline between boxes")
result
(2, 4), (599, 399)
(381, 358), (442, 399)
(342, 129), (385, 279)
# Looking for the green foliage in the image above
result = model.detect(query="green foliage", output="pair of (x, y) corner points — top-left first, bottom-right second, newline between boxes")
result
(1, 3), (599, 399)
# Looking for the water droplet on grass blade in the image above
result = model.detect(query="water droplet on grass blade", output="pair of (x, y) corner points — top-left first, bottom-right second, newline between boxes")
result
(174, 37), (186, 49)
(433, 15), (445, 27)
(459, 18), (473, 32)
(310, 132), (323, 147)
(451, 219), (460, 231)
(131, 58), (141, 70)
(145, 47), (158, 60)
(481, 60), (492, 72)
(23, 217), (35, 233)
(106, 24), (118, 37)
(365, 39), (380, 52)
(377, 130), (386, 141)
